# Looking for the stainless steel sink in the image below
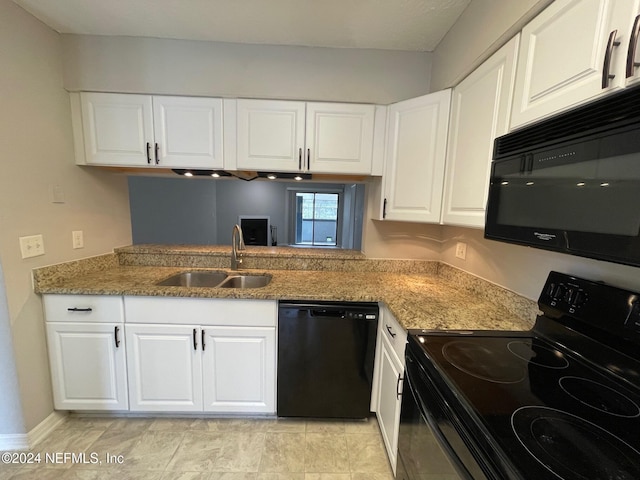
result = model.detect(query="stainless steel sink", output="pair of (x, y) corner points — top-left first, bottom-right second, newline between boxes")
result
(218, 275), (272, 289)
(156, 271), (271, 289)
(156, 271), (228, 287)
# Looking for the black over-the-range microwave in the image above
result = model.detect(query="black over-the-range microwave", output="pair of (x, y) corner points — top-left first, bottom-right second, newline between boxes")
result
(485, 85), (640, 267)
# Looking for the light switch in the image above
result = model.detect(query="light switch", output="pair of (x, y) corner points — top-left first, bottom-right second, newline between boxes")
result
(19, 235), (45, 259)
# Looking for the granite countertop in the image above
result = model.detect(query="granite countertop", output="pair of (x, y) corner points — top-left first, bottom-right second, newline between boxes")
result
(35, 248), (537, 332)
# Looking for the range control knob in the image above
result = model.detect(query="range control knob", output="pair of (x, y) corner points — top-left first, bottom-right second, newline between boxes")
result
(573, 290), (588, 308)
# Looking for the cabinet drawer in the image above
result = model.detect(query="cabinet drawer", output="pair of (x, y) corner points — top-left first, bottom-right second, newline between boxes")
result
(124, 297), (277, 327)
(43, 295), (124, 323)
(380, 306), (407, 363)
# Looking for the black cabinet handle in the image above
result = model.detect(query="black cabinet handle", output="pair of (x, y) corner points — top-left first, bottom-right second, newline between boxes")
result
(193, 328), (198, 351)
(146, 142), (152, 164)
(306, 148), (310, 170)
(298, 147), (302, 170)
(386, 324), (396, 338)
(201, 329), (205, 351)
(114, 326), (120, 348)
(383, 198), (387, 219)
(67, 307), (92, 312)
(396, 373), (403, 399)
(602, 30), (621, 88)
(627, 14), (640, 78)
(154, 143), (160, 164)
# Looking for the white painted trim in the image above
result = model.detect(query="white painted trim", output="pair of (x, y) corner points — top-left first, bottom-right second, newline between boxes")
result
(0, 433), (28, 451)
(27, 411), (67, 449)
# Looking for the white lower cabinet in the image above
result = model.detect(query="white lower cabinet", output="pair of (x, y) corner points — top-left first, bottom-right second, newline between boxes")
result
(43, 294), (128, 410)
(43, 294), (277, 414)
(202, 326), (276, 413)
(124, 297), (277, 414)
(373, 305), (407, 475)
(125, 324), (203, 412)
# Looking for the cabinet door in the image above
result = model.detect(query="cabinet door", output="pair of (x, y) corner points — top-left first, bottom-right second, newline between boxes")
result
(152, 96), (224, 169)
(305, 103), (375, 174)
(126, 324), (203, 412)
(383, 90), (451, 223)
(202, 326), (276, 413)
(442, 36), (519, 228)
(376, 336), (404, 475)
(46, 322), (128, 410)
(81, 92), (154, 166)
(236, 99), (306, 172)
(510, 0), (635, 129)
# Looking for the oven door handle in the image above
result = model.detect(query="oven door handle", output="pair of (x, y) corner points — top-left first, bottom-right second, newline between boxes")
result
(404, 355), (476, 480)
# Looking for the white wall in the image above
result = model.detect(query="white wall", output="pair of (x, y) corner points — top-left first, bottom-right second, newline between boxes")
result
(430, 0), (551, 90)
(0, 0), (132, 432)
(61, 35), (432, 104)
(440, 227), (640, 300)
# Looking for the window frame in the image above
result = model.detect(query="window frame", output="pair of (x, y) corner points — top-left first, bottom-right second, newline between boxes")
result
(286, 186), (344, 247)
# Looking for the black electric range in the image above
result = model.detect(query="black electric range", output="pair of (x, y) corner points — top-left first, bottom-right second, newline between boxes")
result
(399, 271), (640, 480)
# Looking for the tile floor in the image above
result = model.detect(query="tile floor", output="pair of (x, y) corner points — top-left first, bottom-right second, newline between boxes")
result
(0, 415), (394, 480)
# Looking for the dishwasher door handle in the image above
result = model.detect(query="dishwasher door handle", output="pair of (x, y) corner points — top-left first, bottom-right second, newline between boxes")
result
(310, 308), (346, 318)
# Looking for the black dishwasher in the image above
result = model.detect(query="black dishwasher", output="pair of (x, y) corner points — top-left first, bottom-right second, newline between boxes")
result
(277, 300), (379, 418)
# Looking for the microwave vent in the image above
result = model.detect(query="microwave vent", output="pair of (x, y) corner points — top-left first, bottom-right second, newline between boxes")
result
(495, 86), (640, 158)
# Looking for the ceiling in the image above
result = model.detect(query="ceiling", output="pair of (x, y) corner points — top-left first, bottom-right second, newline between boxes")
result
(13, 0), (471, 52)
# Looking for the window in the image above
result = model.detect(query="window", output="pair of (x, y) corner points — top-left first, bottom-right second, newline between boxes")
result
(293, 192), (340, 246)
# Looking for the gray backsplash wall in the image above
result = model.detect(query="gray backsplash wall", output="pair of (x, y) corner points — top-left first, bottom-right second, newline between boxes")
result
(128, 176), (365, 249)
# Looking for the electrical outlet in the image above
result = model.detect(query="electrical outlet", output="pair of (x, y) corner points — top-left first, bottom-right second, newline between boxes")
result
(72, 230), (84, 249)
(455, 242), (467, 260)
(19, 235), (45, 259)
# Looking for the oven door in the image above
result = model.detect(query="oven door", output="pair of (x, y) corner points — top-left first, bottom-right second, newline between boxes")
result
(398, 344), (488, 480)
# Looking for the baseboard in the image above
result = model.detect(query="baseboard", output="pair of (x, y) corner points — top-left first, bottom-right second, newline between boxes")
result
(27, 411), (67, 448)
(0, 434), (29, 451)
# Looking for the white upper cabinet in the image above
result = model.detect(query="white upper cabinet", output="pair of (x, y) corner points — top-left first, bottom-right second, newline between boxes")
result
(511, 0), (639, 129)
(236, 100), (306, 172)
(305, 103), (375, 174)
(382, 90), (451, 223)
(236, 99), (375, 174)
(441, 35), (520, 228)
(81, 93), (154, 166)
(78, 92), (224, 169)
(152, 96), (224, 169)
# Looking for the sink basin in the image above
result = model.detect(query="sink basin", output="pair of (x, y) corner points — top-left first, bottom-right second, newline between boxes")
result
(156, 271), (228, 287)
(218, 275), (272, 289)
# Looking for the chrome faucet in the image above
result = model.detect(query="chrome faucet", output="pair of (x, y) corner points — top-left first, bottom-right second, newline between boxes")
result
(231, 224), (246, 270)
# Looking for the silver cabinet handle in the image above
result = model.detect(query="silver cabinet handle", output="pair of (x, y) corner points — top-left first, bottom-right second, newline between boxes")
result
(626, 14), (640, 78)
(602, 29), (621, 88)
(396, 373), (403, 399)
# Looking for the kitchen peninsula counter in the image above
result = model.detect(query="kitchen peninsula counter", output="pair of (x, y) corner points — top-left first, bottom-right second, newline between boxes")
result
(34, 245), (538, 332)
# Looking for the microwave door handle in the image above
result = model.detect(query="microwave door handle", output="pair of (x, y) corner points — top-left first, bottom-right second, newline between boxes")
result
(526, 154), (534, 173)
